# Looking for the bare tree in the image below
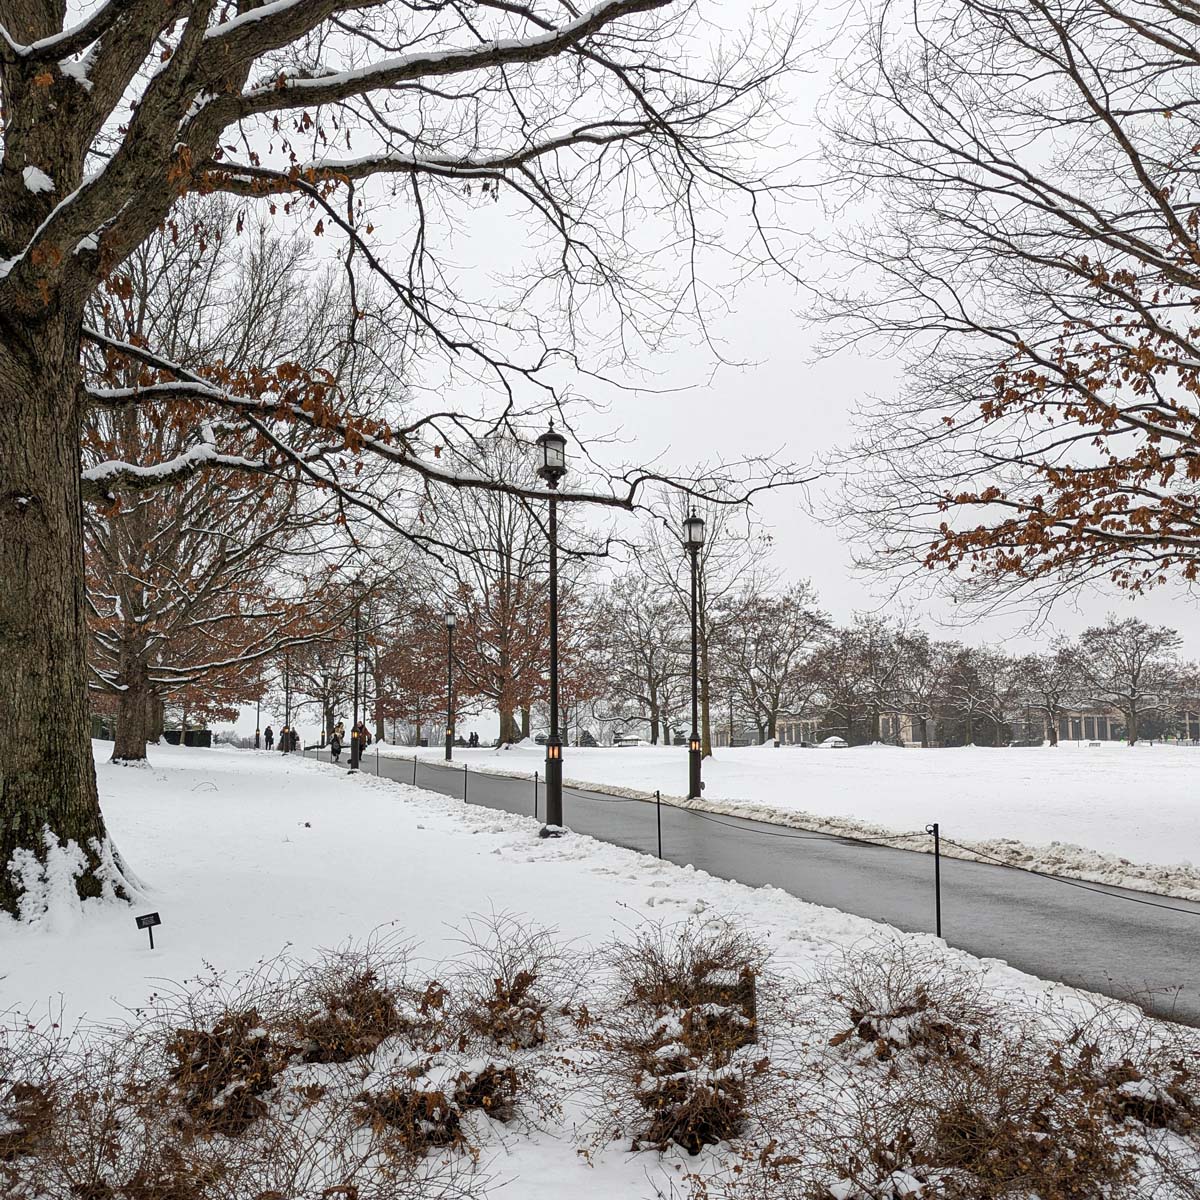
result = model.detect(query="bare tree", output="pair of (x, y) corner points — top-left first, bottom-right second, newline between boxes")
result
(823, 0), (1200, 611)
(84, 210), (374, 760)
(718, 580), (829, 741)
(592, 572), (685, 744)
(0, 0), (806, 912)
(1016, 646), (1083, 748)
(1076, 617), (1182, 745)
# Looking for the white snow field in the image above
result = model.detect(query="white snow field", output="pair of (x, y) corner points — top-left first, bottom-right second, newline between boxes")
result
(385, 739), (1200, 900)
(5, 742), (1198, 1197)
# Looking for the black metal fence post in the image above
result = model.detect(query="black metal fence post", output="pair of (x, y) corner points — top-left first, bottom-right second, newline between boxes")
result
(463, 765), (469, 801)
(925, 822), (942, 937)
(656, 790), (662, 859)
(413, 755), (418, 786)
(534, 771), (539, 821)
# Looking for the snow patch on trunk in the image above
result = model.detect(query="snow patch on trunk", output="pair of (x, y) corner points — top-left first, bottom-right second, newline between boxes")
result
(21, 165), (53, 193)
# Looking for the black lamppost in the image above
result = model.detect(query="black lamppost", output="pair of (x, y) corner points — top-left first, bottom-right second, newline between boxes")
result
(255, 696), (261, 750)
(350, 586), (362, 772)
(537, 421), (567, 835)
(445, 610), (456, 761)
(684, 511), (706, 799)
(283, 651), (292, 753)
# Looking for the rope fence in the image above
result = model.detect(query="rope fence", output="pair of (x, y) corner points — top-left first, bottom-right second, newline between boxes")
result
(300, 748), (1200, 935)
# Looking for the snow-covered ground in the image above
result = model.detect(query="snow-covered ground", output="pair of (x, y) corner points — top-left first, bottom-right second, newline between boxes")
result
(3, 743), (1197, 1198)
(381, 739), (1200, 900)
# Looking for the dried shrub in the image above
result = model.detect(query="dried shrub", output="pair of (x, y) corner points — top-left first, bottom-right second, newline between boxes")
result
(293, 969), (407, 1064)
(165, 1008), (293, 1137)
(453, 1064), (520, 1123)
(925, 1036), (1135, 1199)
(450, 912), (582, 1051)
(594, 919), (775, 1156)
(354, 1086), (465, 1159)
(812, 940), (994, 1065)
(1044, 1002), (1200, 1136)
(0, 1080), (53, 1162)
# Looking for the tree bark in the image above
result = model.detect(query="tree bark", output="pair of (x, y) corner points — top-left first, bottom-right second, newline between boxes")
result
(499, 706), (519, 743)
(148, 692), (165, 744)
(112, 659), (152, 762)
(0, 309), (125, 915)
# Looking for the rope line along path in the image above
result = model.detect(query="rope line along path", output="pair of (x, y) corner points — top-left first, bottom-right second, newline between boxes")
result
(301, 747), (1200, 1027)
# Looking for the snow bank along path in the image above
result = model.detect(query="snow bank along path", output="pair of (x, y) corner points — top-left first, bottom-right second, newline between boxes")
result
(378, 740), (1200, 902)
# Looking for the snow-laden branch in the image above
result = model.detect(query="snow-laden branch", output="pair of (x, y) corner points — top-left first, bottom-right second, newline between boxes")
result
(82, 329), (812, 516)
(81, 433), (271, 502)
(217, 0), (670, 118)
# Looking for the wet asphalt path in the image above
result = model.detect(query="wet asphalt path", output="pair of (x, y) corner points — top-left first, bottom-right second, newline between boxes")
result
(304, 748), (1200, 1027)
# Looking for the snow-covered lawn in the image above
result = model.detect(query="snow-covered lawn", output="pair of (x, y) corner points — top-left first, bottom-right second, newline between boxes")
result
(384, 739), (1200, 900)
(3, 743), (1198, 1198)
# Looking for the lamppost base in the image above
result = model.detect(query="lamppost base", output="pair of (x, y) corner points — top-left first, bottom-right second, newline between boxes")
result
(688, 746), (703, 800)
(537, 824), (567, 839)
(544, 746), (564, 828)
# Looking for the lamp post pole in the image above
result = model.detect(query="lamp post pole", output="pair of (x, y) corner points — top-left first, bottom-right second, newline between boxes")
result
(255, 697), (261, 750)
(684, 512), (706, 799)
(283, 651), (291, 753)
(536, 421), (568, 836)
(445, 611), (456, 761)
(350, 587), (361, 772)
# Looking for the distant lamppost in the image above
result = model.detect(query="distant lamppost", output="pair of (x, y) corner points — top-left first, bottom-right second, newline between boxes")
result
(283, 651), (292, 753)
(445, 610), (456, 761)
(255, 696), (261, 750)
(684, 511), (706, 799)
(536, 420), (567, 835)
(350, 585), (362, 772)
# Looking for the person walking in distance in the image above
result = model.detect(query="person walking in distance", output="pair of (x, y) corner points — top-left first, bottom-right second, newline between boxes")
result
(264, 724), (274, 751)
(330, 727), (343, 763)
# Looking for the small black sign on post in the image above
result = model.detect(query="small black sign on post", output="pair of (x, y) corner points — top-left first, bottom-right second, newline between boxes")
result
(136, 911), (162, 950)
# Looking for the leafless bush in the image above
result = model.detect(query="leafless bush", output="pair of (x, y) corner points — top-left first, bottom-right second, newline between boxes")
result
(287, 934), (423, 1064)
(448, 911), (583, 1052)
(1042, 1000), (1200, 1135)
(810, 940), (995, 1065)
(0, 1020), (59, 1167)
(590, 919), (776, 1156)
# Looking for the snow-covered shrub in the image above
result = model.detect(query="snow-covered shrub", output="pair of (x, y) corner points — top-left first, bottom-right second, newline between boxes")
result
(287, 934), (422, 1064)
(1042, 1001), (1200, 1136)
(812, 940), (994, 1065)
(165, 1007), (294, 1137)
(449, 911), (583, 1051)
(590, 919), (776, 1156)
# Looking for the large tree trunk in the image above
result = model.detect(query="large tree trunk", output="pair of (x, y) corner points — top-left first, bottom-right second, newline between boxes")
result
(0, 312), (125, 915)
(1127, 706), (1139, 745)
(1047, 712), (1059, 746)
(499, 706), (519, 743)
(112, 657), (152, 762)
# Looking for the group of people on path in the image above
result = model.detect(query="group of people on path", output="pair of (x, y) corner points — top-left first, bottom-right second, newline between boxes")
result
(330, 720), (372, 763)
(262, 724), (300, 752)
(262, 719), (480, 759)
